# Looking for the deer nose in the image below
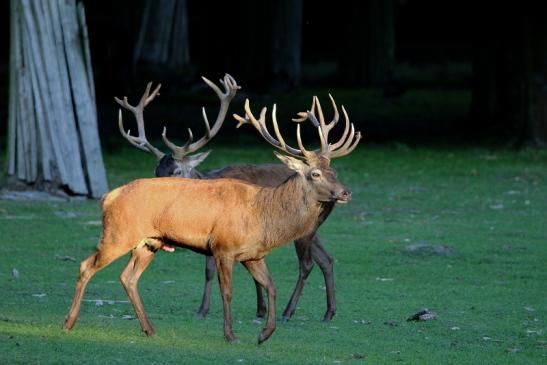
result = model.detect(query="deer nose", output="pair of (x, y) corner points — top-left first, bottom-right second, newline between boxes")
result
(334, 189), (352, 203)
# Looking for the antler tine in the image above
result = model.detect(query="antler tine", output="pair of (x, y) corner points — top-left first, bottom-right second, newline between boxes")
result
(161, 126), (194, 160)
(157, 74), (240, 160)
(114, 83), (165, 161)
(292, 96), (319, 127)
(239, 99), (305, 158)
(181, 74), (240, 155)
(328, 104), (351, 151)
(117, 109), (165, 160)
(329, 122), (362, 158)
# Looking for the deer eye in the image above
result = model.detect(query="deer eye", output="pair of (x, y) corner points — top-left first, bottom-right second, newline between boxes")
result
(311, 171), (321, 179)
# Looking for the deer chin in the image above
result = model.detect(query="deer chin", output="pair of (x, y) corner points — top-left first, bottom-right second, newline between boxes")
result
(335, 197), (349, 204)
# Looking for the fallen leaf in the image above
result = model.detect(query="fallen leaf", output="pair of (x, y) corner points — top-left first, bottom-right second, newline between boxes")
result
(32, 293), (47, 298)
(122, 314), (136, 320)
(12, 268), (19, 279)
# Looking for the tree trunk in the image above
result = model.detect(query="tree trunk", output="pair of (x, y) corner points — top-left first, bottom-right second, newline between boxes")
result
(470, 3), (547, 146)
(271, 0), (303, 90)
(6, 0), (108, 198)
(340, 0), (395, 87)
(133, 0), (190, 78)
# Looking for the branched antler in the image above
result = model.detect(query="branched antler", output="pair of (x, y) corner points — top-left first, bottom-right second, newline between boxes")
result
(234, 94), (361, 160)
(161, 74), (240, 160)
(115, 82), (165, 160)
(233, 99), (322, 159)
(292, 95), (361, 159)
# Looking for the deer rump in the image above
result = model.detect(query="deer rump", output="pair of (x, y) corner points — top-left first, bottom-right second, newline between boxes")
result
(102, 176), (319, 262)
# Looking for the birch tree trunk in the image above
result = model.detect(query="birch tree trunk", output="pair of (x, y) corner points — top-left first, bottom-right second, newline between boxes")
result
(6, 0), (108, 198)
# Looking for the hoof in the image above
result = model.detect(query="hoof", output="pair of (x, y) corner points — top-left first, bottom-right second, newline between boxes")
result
(144, 328), (156, 337)
(322, 311), (335, 322)
(225, 335), (239, 344)
(195, 308), (209, 319)
(281, 316), (291, 323)
(257, 328), (275, 344)
(254, 315), (265, 322)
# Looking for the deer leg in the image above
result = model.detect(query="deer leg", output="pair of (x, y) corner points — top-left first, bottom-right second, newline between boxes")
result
(64, 247), (127, 331)
(282, 236), (314, 322)
(311, 238), (336, 322)
(253, 278), (267, 320)
(196, 255), (216, 318)
(243, 259), (276, 344)
(215, 256), (237, 343)
(120, 245), (156, 336)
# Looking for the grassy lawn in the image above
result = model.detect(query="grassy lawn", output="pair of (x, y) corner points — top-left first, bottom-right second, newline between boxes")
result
(0, 144), (546, 364)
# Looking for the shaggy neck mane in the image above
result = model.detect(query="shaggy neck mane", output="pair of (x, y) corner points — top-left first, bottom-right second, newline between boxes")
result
(254, 173), (322, 248)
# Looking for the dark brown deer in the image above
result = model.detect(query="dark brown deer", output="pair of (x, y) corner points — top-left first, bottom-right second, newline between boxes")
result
(63, 97), (357, 344)
(116, 80), (360, 323)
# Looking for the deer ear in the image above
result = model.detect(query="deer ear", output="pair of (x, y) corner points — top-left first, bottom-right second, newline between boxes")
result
(274, 151), (307, 175)
(187, 151), (211, 168)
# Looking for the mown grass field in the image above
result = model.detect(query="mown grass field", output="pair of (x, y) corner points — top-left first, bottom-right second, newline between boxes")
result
(0, 144), (546, 364)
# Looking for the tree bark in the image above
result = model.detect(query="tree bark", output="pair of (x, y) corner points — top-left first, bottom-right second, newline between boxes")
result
(340, 0), (395, 87)
(7, 0), (108, 197)
(133, 0), (190, 77)
(271, 0), (303, 90)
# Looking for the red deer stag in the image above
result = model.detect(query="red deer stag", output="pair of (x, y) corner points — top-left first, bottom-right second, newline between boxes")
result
(63, 96), (357, 345)
(116, 80), (360, 323)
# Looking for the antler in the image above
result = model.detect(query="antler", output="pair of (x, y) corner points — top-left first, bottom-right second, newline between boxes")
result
(233, 99), (324, 160)
(161, 74), (240, 160)
(115, 82), (165, 160)
(292, 94), (361, 159)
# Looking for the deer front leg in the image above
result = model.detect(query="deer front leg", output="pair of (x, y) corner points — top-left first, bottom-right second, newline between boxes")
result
(282, 236), (314, 321)
(311, 237), (336, 321)
(196, 255), (216, 318)
(215, 255), (237, 343)
(120, 245), (157, 336)
(243, 259), (276, 344)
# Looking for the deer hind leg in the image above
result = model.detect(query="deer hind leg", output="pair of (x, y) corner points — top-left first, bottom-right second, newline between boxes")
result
(243, 258), (276, 344)
(196, 255), (216, 318)
(120, 244), (157, 336)
(282, 236), (315, 322)
(63, 245), (129, 331)
(253, 277), (267, 320)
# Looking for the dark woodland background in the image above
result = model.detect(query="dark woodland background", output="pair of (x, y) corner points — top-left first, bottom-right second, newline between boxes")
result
(1, 0), (547, 148)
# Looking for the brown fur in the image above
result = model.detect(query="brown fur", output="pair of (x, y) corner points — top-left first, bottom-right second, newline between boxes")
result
(63, 165), (347, 343)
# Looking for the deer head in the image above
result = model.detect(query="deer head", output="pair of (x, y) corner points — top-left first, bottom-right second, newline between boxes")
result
(115, 74), (240, 178)
(233, 94), (361, 204)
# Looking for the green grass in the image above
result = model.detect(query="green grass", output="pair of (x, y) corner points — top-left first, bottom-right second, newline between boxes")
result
(1, 144), (546, 364)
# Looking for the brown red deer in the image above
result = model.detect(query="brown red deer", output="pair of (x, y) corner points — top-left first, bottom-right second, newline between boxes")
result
(63, 79), (359, 344)
(116, 77), (360, 323)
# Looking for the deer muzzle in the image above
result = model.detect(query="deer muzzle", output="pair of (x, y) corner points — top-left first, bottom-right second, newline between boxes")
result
(333, 189), (352, 204)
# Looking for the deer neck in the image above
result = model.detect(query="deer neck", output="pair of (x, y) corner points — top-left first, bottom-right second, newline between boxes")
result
(255, 173), (323, 249)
